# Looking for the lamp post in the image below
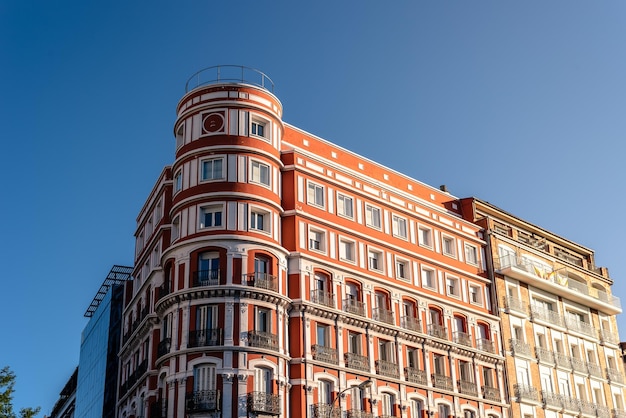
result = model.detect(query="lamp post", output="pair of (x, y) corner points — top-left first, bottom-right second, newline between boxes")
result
(328, 379), (373, 418)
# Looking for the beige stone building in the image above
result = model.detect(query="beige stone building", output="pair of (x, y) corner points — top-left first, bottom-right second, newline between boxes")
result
(461, 198), (625, 418)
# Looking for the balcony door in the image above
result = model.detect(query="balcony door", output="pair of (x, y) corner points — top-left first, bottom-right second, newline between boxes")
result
(194, 363), (216, 392)
(198, 252), (219, 283)
(255, 367), (272, 394)
(254, 256), (269, 278)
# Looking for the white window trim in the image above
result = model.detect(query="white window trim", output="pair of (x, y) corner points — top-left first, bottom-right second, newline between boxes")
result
(442, 234), (457, 258)
(338, 236), (357, 264)
(249, 159), (271, 187)
(249, 205), (271, 235)
(308, 227), (327, 253)
(307, 180), (325, 208)
(337, 193), (354, 219)
(469, 284), (483, 306)
(174, 170), (183, 194)
(464, 243), (479, 265)
(418, 225), (433, 248)
(199, 203), (225, 229)
(250, 114), (271, 141)
(421, 267), (436, 290)
(392, 214), (408, 239)
(199, 156), (225, 182)
(446, 275), (460, 298)
(365, 204), (382, 230)
(395, 256), (410, 281)
(367, 247), (384, 273)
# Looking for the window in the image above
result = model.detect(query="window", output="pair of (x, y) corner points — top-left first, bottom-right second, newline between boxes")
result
(442, 235), (456, 257)
(482, 367), (494, 387)
(407, 347), (419, 369)
(396, 258), (409, 281)
(469, 284), (482, 305)
(201, 158), (224, 181)
(250, 160), (270, 186)
(254, 256), (270, 279)
(317, 324), (329, 347)
(446, 276), (460, 297)
(339, 238), (355, 262)
(346, 282), (361, 302)
(421, 267), (435, 289)
(197, 252), (220, 285)
(172, 216), (180, 240)
(194, 364), (217, 394)
(250, 208), (270, 233)
(174, 170), (182, 193)
(465, 244), (478, 265)
(438, 404), (451, 418)
(433, 354), (446, 375)
(255, 367), (272, 393)
(256, 307), (271, 333)
(307, 181), (324, 207)
(337, 193), (354, 218)
(368, 249), (383, 271)
(381, 393), (395, 416)
(176, 124), (184, 149)
(199, 205), (223, 228)
(348, 331), (361, 354)
(319, 380), (332, 404)
(418, 226), (432, 247)
(410, 400), (424, 418)
(251, 119), (267, 139)
(392, 215), (408, 239)
(378, 339), (395, 362)
(365, 204), (381, 229)
(309, 228), (325, 252)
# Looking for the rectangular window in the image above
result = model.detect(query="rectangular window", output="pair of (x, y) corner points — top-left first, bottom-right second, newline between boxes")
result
(250, 209), (270, 233)
(365, 204), (381, 229)
(464, 243), (478, 265)
(421, 267), (435, 289)
(309, 229), (325, 252)
(172, 217), (180, 241)
(442, 236), (456, 257)
(256, 308), (271, 332)
(199, 205), (223, 228)
(392, 215), (408, 239)
(396, 259), (409, 281)
(317, 324), (329, 347)
(418, 226), (432, 247)
(307, 181), (325, 207)
(469, 284), (482, 304)
(201, 158), (224, 181)
(337, 193), (354, 218)
(174, 171), (182, 193)
(368, 249), (383, 272)
(250, 161), (270, 186)
(446, 276), (459, 297)
(251, 120), (267, 138)
(348, 331), (361, 354)
(339, 238), (355, 262)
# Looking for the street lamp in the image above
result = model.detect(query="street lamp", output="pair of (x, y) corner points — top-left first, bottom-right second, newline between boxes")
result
(329, 379), (373, 418)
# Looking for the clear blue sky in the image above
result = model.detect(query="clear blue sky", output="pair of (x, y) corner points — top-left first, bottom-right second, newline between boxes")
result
(2, 1), (626, 414)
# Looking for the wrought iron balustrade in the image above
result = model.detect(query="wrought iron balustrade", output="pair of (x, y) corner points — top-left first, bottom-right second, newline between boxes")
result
(375, 359), (399, 378)
(453, 331), (472, 347)
(311, 344), (338, 364)
(588, 362), (603, 377)
(244, 273), (278, 292)
(343, 298), (366, 317)
(312, 403), (340, 418)
(186, 390), (220, 412)
(530, 305), (564, 327)
(401, 315), (421, 333)
(373, 307), (395, 325)
(344, 352), (370, 372)
(562, 395), (579, 412)
(247, 392), (280, 415)
(579, 400), (596, 416)
(571, 357), (588, 374)
(554, 352), (572, 369)
(346, 410), (374, 418)
(612, 408), (626, 418)
(247, 330), (279, 351)
(606, 367), (625, 384)
(509, 339), (532, 356)
(310, 289), (335, 308)
(431, 374), (453, 391)
(535, 346), (554, 363)
(600, 328), (620, 345)
(514, 384), (538, 402)
(192, 269), (221, 287)
(504, 295), (527, 313)
(405, 367), (427, 385)
(157, 338), (171, 358)
(427, 323), (448, 340)
(566, 318), (596, 337)
(188, 328), (223, 347)
(541, 391), (562, 409)
(477, 338), (495, 353)
(596, 405), (611, 418)
(458, 379), (478, 396)
(482, 385), (500, 402)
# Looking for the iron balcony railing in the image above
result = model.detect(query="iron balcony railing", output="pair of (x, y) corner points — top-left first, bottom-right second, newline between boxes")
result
(458, 380), (478, 397)
(247, 330), (279, 351)
(579, 400), (596, 416)
(600, 328), (620, 345)
(613, 409), (626, 418)
(405, 367), (427, 385)
(562, 395), (579, 412)
(427, 323), (448, 340)
(554, 352), (572, 369)
(375, 359), (399, 378)
(431, 374), (453, 391)
(188, 329), (223, 347)
(247, 392), (280, 415)
(401, 315), (422, 333)
(541, 391), (562, 409)
(571, 357), (588, 374)
(311, 344), (338, 364)
(565, 318), (596, 337)
(373, 307), (395, 325)
(535, 346), (554, 364)
(509, 339), (532, 357)
(185, 65), (275, 93)
(312, 403), (341, 418)
(514, 384), (539, 402)
(597, 405), (611, 418)
(483, 385), (500, 402)
(606, 367), (625, 384)
(244, 273), (278, 292)
(588, 362), (603, 378)
(157, 338), (171, 358)
(453, 331), (472, 347)
(344, 352), (370, 372)
(186, 390), (220, 412)
(477, 338), (495, 353)
(346, 411), (374, 418)
(503, 295), (527, 313)
(310, 289), (335, 308)
(530, 305), (564, 327)
(192, 269), (221, 287)
(156, 281), (171, 301)
(343, 298), (366, 317)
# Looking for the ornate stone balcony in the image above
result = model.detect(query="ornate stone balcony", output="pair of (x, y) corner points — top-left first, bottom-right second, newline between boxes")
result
(345, 352), (370, 372)
(247, 392), (280, 415)
(310, 289), (335, 308)
(247, 330), (278, 351)
(453, 331), (472, 347)
(458, 380), (478, 397)
(477, 338), (495, 353)
(372, 307), (395, 325)
(311, 344), (338, 365)
(428, 324), (448, 340)
(483, 385), (500, 402)
(343, 298), (366, 317)
(375, 359), (399, 378)
(405, 367), (427, 385)
(431, 374), (453, 391)
(401, 315), (422, 333)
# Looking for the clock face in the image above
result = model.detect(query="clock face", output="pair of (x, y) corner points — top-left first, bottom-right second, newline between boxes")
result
(203, 112), (224, 133)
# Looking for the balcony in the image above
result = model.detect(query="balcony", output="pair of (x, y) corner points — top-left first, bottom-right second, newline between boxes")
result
(541, 391), (562, 409)
(188, 329), (223, 347)
(157, 338), (171, 358)
(192, 269), (222, 287)
(373, 307), (395, 325)
(243, 273), (278, 292)
(431, 374), (453, 391)
(495, 255), (621, 315)
(376, 359), (399, 378)
(477, 338), (495, 354)
(562, 395), (579, 413)
(400, 315), (421, 333)
(554, 352), (572, 369)
(600, 328), (620, 345)
(247, 330), (279, 351)
(509, 339), (532, 357)
(186, 390), (220, 412)
(405, 367), (427, 385)
(514, 384), (539, 403)
(310, 289), (335, 308)
(566, 318), (596, 337)
(247, 392), (280, 415)
(597, 405), (611, 418)
(458, 380), (478, 397)
(613, 409), (626, 418)
(343, 298), (366, 317)
(530, 305), (564, 327)
(483, 385), (500, 402)
(311, 344), (338, 365)
(579, 400), (596, 416)
(156, 282), (171, 301)
(427, 324), (448, 340)
(588, 362), (603, 378)
(312, 403), (340, 418)
(453, 331), (472, 347)
(345, 352), (370, 372)
(535, 347), (554, 364)
(503, 295), (527, 314)
(606, 367), (625, 384)
(571, 357), (588, 374)
(346, 411), (374, 418)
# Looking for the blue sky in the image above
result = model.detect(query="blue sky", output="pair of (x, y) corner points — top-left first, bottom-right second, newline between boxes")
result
(2, 1), (626, 414)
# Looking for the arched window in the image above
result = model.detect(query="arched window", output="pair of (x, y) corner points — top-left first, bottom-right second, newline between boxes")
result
(319, 380), (332, 404)
(428, 307), (446, 339)
(401, 299), (420, 332)
(453, 315), (470, 346)
(255, 367), (273, 394)
(312, 272), (334, 308)
(196, 252), (220, 286)
(477, 322), (492, 352)
(410, 399), (423, 418)
(374, 290), (393, 325)
(344, 281), (365, 316)
(381, 392), (395, 416)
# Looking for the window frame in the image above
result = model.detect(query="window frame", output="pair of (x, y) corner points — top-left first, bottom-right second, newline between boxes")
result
(199, 204), (224, 229)
(250, 115), (270, 141)
(469, 284), (483, 305)
(464, 243), (479, 265)
(338, 237), (356, 263)
(308, 227), (326, 253)
(421, 267), (436, 290)
(392, 214), (408, 239)
(336, 193), (354, 219)
(200, 157), (225, 182)
(368, 247), (384, 272)
(250, 160), (271, 187)
(249, 206), (271, 234)
(174, 170), (182, 193)
(364, 204), (382, 230)
(418, 225), (433, 248)
(446, 275), (460, 298)
(307, 181), (325, 208)
(442, 235), (457, 257)
(395, 257), (410, 281)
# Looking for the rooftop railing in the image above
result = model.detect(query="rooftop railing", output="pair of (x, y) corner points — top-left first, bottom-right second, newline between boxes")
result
(185, 65), (275, 93)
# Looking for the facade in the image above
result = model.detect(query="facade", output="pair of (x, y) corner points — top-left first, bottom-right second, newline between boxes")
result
(460, 198), (626, 418)
(117, 66), (507, 418)
(75, 265), (132, 418)
(48, 367), (78, 418)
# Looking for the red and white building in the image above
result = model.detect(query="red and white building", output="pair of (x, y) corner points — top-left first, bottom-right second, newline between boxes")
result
(117, 66), (507, 418)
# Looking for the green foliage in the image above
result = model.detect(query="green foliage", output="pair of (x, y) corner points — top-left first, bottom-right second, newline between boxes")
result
(0, 367), (40, 418)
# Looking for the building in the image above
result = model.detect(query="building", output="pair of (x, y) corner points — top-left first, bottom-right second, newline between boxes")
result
(48, 367), (78, 418)
(117, 65), (507, 418)
(75, 265), (132, 418)
(460, 198), (626, 418)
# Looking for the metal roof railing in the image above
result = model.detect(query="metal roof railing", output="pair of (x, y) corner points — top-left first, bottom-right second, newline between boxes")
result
(185, 65), (274, 93)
